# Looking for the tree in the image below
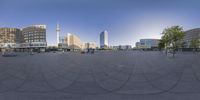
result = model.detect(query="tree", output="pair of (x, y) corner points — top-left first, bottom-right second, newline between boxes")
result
(190, 39), (200, 53)
(161, 26), (185, 57)
(158, 39), (165, 51)
(161, 31), (171, 55)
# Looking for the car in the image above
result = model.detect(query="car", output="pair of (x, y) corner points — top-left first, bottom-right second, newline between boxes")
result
(2, 52), (17, 57)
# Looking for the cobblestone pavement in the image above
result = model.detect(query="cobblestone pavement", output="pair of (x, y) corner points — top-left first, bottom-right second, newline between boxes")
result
(0, 51), (200, 100)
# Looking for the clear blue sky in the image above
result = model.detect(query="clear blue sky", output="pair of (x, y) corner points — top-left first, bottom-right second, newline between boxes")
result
(1, 0), (200, 47)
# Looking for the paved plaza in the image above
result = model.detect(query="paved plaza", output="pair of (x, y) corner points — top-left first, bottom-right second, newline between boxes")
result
(0, 51), (200, 100)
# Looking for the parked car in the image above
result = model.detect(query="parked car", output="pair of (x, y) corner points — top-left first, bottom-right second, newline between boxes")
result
(2, 52), (17, 57)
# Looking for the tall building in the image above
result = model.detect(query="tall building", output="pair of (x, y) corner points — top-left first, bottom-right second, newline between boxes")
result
(22, 25), (47, 51)
(184, 28), (200, 48)
(100, 30), (108, 49)
(56, 22), (60, 46)
(0, 28), (23, 49)
(0, 28), (23, 44)
(65, 33), (83, 51)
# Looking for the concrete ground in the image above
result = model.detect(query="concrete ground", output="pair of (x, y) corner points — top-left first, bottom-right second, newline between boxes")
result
(0, 51), (200, 100)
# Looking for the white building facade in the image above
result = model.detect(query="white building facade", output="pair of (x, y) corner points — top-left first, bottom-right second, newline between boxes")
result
(22, 25), (47, 52)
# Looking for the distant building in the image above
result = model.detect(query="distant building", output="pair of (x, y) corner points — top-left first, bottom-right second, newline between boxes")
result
(136, 39), (160, 49)
(22, 25), (47, 52)
(119, 45), (132, 50)
(112, 46), (120, 50)
(184, 28), (200, 48)
(65, 33), (83, 51)
(112, 45), (132, 50)
(60, 33), (97, 51)
(100, 30), (108, 49)
(135, 42), (140, 48)
(59, 36), (66, 44)
(58, 36), (68, 49)
(85, 42), (97, 49)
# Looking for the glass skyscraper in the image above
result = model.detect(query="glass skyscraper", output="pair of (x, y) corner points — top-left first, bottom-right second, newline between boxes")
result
(100, 30), (108, 49)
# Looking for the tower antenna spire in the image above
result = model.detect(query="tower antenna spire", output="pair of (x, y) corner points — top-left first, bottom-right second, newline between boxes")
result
(56, 22), (60, 46)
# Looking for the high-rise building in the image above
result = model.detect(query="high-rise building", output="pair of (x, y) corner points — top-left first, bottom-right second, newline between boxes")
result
(22, 25), (47, 51)
(0, 28), (23, 49)
(0, 25), (47, 52)
(0, 28), (23, 44)
(100, 30), (108, 49)
(56, 22), (60, 46)
(65, 33), (84, 51)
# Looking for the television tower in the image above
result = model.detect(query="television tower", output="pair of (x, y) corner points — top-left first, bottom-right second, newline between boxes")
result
(56, 22), (60, 46)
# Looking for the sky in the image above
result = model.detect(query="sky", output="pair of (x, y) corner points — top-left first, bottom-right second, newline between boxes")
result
(1, 0), (200, 47)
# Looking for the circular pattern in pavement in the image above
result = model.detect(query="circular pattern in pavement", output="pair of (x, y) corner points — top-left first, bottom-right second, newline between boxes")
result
(141, 53), (184, 92)
(0, 58), (27, 93)
(42, 54), (80, 90)
(92, 53), (133, 92)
